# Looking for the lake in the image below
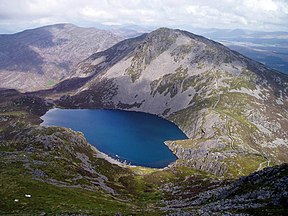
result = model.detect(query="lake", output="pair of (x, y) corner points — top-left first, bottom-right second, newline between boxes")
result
(41, 108), (187, 168)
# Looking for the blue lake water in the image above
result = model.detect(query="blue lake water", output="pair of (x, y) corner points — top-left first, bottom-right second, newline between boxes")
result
(41, 108), (187, 168)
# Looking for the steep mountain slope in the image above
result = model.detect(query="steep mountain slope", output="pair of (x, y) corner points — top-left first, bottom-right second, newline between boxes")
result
(163, 163), (288, 215)
(56, 28), (288, 177)
(0, 24), (121, 92)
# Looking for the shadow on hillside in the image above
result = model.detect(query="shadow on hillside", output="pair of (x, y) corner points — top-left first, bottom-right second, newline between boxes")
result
(0, 27), (68, 74)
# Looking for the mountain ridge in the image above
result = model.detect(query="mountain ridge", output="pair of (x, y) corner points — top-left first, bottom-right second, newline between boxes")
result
(0, 23), (122, 92)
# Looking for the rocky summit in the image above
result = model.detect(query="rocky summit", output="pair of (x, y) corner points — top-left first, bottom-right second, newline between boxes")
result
(0, 26), (287, 215)
(0, 24), (121, 92)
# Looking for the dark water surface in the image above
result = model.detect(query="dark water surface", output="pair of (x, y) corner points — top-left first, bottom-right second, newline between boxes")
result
(41, 108), (187, 168)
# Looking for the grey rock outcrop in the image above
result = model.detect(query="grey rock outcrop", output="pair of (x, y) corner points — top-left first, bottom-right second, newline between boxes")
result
(163, 163), (288, 215)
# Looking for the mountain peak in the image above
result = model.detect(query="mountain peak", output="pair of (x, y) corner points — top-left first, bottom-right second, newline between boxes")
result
(149, 27), (177, 34)
(145, 27), (181, 40)
(43, 23), (77, 29)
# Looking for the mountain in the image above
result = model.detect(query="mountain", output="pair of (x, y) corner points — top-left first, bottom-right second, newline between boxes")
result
(108, 25), (288, 75)
(0, 23), (121, 92)
(1, 27), (288, 215)
(108, 24), (153, 38)
(54, 27), (288, 178)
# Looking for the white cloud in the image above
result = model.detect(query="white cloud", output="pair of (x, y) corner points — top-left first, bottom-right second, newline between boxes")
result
(0, 0), (287, 33)
(81, 7), (115, 19)
(243, 0), (278, 12)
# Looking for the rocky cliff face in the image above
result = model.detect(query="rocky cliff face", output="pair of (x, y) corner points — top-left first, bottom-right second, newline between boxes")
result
(56, 28), (288, 177)
(0, 23), (121, 92)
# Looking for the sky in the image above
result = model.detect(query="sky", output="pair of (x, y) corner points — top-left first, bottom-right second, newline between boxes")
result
(0, 0), (288, 33)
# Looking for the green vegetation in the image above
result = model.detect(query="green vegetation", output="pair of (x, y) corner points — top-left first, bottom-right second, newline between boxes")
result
(47, 80), (56, 87)
(171, 44), (193, 62)
(182, 70), (219, 93)
(150, 66), (188, 97)
(0, 138), (218, 215)
(0, 132), (160, 214)
(0, 161), (136, 215)
(224, 154), (266, 178)
(224, 76), (257, 91)
(126, 67), (143, 83)
(168, 96), (217, 132)
(125, 42), (148, 82)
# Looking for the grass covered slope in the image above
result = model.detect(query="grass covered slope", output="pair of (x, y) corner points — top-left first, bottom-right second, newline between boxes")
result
(0, 126), (153, 215)
(0, 125), (217, 215)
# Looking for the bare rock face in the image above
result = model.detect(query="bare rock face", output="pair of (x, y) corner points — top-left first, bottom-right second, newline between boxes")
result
(0, 23), (121, 92)
(56, 27), (288, 177)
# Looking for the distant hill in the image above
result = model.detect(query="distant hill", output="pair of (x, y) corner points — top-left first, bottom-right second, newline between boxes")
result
(197, 28), (288, 74)
(0, 23), (121, 92)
